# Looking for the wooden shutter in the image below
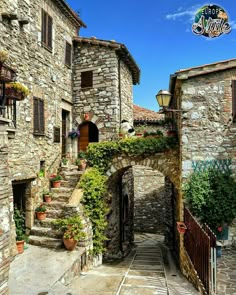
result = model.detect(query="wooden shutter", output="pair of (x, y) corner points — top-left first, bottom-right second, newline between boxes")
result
(34, 98), (40, 133)
(232, 80), (236, 121)
(47, 15), (53, 49)
(81, 71), (93, 88)
(65, 42), (72, 67)
(54, 127), (60, 143)
(41, 9), (47, 45)
(39, 99), (44, 133)
(33, 97), (45, 135)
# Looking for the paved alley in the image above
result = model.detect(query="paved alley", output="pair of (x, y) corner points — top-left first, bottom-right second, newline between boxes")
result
(49, 234), (199, 295)
(217, 245), (236, 295)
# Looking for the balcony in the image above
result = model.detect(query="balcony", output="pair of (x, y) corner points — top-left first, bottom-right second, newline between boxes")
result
(0, 64), (17, 128)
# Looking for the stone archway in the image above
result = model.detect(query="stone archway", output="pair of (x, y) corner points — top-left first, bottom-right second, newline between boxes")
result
(103, 150), (181, 259)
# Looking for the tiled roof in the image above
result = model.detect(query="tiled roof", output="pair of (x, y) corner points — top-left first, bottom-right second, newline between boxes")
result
(54, 0), (86, 28)
(73, 37), (140, 85)
(133, 104), (164, 122)
(175, 58), (236, 78)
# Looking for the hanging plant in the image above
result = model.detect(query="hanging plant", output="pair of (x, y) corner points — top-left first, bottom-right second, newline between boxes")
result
(0, 50), (9, 64)
(5, 82), (30, 100)
(68, 128), (80, 139)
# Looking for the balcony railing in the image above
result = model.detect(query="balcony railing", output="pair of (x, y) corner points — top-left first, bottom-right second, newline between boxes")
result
(0, 99), (16, 128)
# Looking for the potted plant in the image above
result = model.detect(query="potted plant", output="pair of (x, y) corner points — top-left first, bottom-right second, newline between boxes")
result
(5, 82), (30, 100)
(53, 215), (86, 251)
(76, 151), (87, 171)
(35, 204), (47, 220)
(68, 128), (80, 139)
(143, 130), (163, 138)
(50, 174), (62, 188)
(14, 207), (27, 254)
(61, 157), (69, 167)
(0, 50), (9, 64)
(43, 191), (52, 203)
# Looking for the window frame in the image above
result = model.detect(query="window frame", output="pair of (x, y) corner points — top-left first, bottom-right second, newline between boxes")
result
(33, 97), (45, 136)
(41, 9), (53, 51)
(81, 71), (93, 89)
(65, 42), (72, 68)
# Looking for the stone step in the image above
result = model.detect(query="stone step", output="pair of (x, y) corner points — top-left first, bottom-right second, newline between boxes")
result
(43, 201), (65, 210)
(51, 187), (74, 194)
(34, 218), (58, 228)
(28, 235), (63, 249)
(61, 170), (83, 178)
(46, 209), (64, 219)
(30, 226), (62, 239)
(60, 165), (78, 171)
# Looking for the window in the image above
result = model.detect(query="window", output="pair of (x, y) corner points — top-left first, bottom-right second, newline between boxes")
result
(65, 42), (72, 67)
(33, 97), (45, 135)
(81, 71), (93, 88)
(232, 80), (236, 121)
(41, 9), (53, 50)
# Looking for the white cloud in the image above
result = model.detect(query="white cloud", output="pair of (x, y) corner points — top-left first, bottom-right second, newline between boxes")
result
(166, 4), (203, 22)
(230, 21), (236, 30)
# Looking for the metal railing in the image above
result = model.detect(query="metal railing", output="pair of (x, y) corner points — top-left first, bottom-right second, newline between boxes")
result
(184, 207), (216, 294)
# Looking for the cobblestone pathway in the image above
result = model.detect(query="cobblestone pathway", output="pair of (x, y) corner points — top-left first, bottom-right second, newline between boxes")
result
(217, 246), (236, 295)
(50, 234), (199, 295)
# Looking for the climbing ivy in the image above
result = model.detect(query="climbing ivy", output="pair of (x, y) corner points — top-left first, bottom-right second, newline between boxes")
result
(79, 136), (177, 255)
(183, 168), (236, 231)
(86, 136), (177, 173)
(79, 168), (108, 256)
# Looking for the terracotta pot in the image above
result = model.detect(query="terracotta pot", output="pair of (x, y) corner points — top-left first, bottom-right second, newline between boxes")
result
(44, 195), (52, 203)
(167, 130), (178, 137)
(63, 237), (77, 251)
(78, 160), (87, 171)
(16, 240), (24, 254)
(36, 212), (46, 220)
(52, 181), (61, 188)
(177, 222), (187, 234)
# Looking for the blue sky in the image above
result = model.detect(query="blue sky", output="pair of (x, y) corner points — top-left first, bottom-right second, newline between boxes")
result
(67, 0), (236, 111)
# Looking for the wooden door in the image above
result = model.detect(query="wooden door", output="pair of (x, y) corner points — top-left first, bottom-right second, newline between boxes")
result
(62, 110), (68, 157)
(79, 123), (89, 151)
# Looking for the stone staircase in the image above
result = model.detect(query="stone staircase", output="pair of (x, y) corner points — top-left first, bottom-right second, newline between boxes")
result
(29, 165), (90, 249)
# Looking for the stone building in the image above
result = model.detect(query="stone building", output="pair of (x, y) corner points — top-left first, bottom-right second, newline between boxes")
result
(72, 37), (140, 152)
(170, 58), (236, 242)
(0, 0), (86, 293)
(0, 0), (141, 292)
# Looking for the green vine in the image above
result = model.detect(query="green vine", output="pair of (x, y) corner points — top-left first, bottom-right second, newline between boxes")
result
(86, 136), (177, 173)
(79, 168), (108, 256)
(79, 136), (177, 255)
(183, 168), (236, 231)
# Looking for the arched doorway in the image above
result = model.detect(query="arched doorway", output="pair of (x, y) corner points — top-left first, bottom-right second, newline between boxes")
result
(78, 122), (99, 151)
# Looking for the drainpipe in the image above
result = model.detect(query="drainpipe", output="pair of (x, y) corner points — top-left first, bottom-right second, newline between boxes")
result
(118, 58), (122, 127)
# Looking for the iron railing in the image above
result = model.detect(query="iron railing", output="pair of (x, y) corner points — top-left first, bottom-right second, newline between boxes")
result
(184, 207), (214, 294)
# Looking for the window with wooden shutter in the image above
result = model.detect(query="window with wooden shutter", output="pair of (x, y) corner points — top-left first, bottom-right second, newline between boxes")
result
(33, 97), (45, 135)
(232, 80), (236, 121)
(41, 9), (53, 51)
(65, 42), (72, 67)
(81, 71), (93, 88)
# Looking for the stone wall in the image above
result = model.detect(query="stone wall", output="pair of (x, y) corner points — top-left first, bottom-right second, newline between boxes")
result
(0, 0), (78, 216)
(0, 120), (12, 295)
(73, 42), (135, 142)
(120, 60), (133, 122)
(73, 44), (119, 141)
(133, 166), (166, 233)
(176, 69), (236, 241)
